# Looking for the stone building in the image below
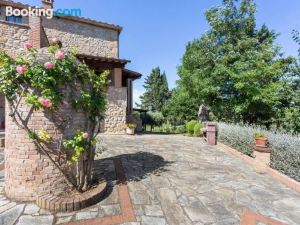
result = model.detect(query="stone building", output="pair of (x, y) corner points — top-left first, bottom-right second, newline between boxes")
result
(0, 0), (141, 133)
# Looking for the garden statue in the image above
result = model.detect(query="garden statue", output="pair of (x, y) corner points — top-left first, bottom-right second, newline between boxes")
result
(198, 104), (209, 122)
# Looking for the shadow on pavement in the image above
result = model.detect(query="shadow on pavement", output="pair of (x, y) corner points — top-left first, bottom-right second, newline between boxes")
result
(94, 151), (173, 182)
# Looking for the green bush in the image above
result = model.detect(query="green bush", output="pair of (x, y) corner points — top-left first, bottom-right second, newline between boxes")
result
(161, 123), (173, 133)
(193, 123), (203, 137)
(175, 125), (186, 134)
(141, 111), (165, 128)
(186, 120), (198, 135)
(149, 112), (165, 127)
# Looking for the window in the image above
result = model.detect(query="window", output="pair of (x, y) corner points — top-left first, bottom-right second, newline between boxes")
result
(6, 16), (22, 24)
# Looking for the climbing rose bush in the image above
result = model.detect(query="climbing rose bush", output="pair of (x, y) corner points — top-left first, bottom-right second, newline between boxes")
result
(55, 52), (65, 60)
(16, 65), (26, 74)
(39, 98), (52, 108)
(24, 43), (33, 49)
(44, 61), (55, 69)
(0, 42), (109, 191)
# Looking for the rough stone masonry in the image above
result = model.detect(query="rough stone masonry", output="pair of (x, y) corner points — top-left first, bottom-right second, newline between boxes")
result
(0, 0), (131, 134)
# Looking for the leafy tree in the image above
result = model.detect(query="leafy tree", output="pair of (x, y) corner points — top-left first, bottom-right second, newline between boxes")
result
(176, 0), (293, 126)
(277, 30), (300, 134)
(164, 88), (199, 124)
(140, 67), (170, 112)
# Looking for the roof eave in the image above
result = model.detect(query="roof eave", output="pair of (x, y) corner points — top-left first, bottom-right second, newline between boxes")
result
(56, 16), (122, 33)
(0, 0), (29, 9)
(123, 69), (142, 80)
(0, 0), (122, 33)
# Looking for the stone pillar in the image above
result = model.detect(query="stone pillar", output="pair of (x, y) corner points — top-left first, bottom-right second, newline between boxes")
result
(29, 16), (42, 49)
(113, 68), (122, 88)
(102, 87), (127, 134)
(5, 87), (88, 201)
(253, 146), (271, 174)
(206, 122), (218, 145)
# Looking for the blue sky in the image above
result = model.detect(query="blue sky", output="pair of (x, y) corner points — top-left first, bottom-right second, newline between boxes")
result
(22, 0), (300, 105)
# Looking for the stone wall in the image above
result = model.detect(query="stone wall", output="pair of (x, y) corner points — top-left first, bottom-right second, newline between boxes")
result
(102, 87), (127, 134)
(42, 17), (119, 58)
(5, 86), (88, 201)
(0, 12), (118, 58)
(0, 6), (6, 20)
(0, 21), (30, 55)
(1, 14), (124, 135)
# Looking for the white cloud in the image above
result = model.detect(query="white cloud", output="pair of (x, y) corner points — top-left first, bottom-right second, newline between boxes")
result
(133, 88), (144, 107)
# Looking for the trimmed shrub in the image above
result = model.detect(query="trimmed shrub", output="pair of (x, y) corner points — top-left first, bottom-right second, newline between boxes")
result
(218, 123), (254, 156)
(175, 125), (186, 134)
(269, 133), (300, 182)
(149, 111), (165, 127)
(194, 123), (203, 137)
(218, 122), (300, 182)
(141, 111), (165, 129)
(161, 123), (173, 134)
(186, 120), (198, 135)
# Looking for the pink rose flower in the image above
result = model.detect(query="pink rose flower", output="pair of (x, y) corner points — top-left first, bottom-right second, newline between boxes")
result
(39, 98), (52, 108)
(16, 65), (26, 75)
(55, 52), (65, 60)
(82, 132), (89, 139)
(52, 38), (59, 43)
(24, 42), (33, 49)
(44, 62), (55, 69)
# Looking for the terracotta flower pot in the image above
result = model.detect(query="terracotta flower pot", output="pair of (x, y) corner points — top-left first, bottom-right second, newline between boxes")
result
(255, 137), (268, 148)
(126, 128), (135, 135)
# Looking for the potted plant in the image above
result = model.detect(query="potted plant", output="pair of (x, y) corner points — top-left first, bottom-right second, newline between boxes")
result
(126, 123), (137, 135)
(254, 132), (268, 148)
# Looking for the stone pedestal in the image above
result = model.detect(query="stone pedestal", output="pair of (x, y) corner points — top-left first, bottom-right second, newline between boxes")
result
(253, 146), (271, 174)
(206, 122), (218, 145)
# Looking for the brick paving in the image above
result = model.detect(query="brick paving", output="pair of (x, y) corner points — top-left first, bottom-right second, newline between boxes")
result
(0, 134), (300, 225)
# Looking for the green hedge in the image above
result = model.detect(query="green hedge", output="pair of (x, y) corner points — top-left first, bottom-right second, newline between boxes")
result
(218, 123), (253, 156)
(193, 123), (203, 137)
(269, 134), (300, 182)
(186, 120), (198, 135)
(218, 122), (300, 182)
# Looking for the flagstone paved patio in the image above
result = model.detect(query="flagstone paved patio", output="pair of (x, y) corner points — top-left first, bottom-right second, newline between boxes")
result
(0, 134), (300, 225)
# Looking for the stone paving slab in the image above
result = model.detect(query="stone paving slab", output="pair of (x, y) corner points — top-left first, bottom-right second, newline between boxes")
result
(0, 134), (300, 225)
(99, 135), (300, 225)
